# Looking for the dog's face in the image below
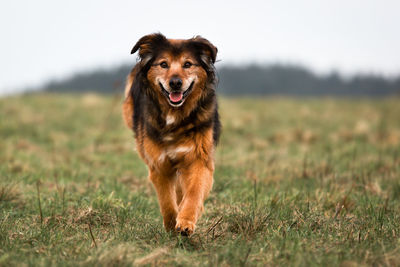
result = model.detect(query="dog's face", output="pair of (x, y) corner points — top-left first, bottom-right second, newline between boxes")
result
(148, 51), (202, 107)
(131, 34), (217, 108)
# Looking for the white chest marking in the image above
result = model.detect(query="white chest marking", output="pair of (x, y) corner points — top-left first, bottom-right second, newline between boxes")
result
(163, 135), (173, 141)
(158, 145), (193, 163)
(166, 115), (175, 125)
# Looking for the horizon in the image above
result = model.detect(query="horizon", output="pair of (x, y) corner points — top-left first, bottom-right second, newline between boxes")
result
(3, 59), (400, 97)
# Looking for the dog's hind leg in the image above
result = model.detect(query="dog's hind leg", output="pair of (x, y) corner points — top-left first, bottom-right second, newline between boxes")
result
(149, 170), (178, 232)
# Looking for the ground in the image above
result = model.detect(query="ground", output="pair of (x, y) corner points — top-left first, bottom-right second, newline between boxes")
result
(0, 93), (399, 266)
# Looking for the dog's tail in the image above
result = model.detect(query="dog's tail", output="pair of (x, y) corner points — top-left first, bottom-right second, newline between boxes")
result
(122, 70), (135, 129)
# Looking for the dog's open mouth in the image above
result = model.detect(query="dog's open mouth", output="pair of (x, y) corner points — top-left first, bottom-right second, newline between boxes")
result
(160, 81), (194, 107)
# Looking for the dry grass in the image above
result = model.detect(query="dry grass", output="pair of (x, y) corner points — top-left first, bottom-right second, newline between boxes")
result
(0, 93), (399, 266)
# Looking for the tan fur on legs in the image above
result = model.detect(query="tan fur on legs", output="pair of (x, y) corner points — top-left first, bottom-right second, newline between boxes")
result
(175, 161), (213, 235)
(175, 178), (183, 206)
(149, 169), (178, 231)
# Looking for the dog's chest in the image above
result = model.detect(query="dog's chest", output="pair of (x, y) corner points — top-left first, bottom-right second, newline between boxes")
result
(157, 145), (193, 164)
(140, 112), (208, 169)
(142, 143), (193, 170)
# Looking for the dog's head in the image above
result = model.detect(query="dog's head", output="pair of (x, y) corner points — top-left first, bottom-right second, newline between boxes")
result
(131, 33), (217, 108)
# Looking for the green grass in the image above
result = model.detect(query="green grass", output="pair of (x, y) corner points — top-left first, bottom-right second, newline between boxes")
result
(1, 93), (400, 266)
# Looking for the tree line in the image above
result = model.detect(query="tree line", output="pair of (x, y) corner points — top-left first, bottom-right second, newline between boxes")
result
(42, 63), (400, 96)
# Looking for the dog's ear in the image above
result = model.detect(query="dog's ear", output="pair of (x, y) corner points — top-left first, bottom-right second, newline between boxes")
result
(191, 36), (218, 64)
(131, 33), (167, 65)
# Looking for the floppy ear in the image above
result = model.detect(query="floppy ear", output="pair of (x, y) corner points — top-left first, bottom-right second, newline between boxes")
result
(130, 33), (167, 65)
(192, 36), (218, 64)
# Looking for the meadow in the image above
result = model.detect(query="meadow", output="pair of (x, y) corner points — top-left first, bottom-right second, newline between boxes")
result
(0, 93), (399, 266)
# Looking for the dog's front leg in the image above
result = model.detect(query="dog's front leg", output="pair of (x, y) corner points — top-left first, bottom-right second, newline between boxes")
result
(149, 169), (178, 231)
(175, 161), (213, 235)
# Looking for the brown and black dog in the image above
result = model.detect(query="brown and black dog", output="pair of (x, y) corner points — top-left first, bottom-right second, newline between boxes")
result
(122, 33), (220, 235)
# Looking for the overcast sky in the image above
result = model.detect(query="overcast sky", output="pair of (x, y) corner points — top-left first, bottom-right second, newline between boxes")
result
(1, 0), (399, 94)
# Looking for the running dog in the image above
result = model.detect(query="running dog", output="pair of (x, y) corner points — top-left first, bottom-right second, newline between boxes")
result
(122, 33), (220, 235)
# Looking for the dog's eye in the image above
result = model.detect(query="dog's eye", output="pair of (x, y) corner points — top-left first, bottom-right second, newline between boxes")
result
(160, 62), (168, 68)
(183, 62), (192, 68)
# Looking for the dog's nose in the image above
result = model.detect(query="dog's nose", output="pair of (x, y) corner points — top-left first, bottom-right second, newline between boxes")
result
(169, 77), (182, 90)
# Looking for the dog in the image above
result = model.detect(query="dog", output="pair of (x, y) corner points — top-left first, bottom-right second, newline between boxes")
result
(122, 33), (220, 235)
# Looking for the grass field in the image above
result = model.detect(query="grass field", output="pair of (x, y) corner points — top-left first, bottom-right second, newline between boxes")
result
(1, 93), (400, 266)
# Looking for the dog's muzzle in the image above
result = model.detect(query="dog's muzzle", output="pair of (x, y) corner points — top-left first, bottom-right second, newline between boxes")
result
(160, 81), (194, 107)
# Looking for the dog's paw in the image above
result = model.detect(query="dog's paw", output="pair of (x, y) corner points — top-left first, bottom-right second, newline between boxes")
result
(175, 218), (195, 236)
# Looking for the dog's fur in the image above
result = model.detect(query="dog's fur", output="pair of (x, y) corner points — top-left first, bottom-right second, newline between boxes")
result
(122, 33), (220, 235)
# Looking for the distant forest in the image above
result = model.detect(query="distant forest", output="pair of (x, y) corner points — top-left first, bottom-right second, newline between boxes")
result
(42, 63), (400, 96)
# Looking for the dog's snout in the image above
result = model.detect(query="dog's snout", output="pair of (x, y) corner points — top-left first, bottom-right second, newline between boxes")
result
(169, 77), (182, 90)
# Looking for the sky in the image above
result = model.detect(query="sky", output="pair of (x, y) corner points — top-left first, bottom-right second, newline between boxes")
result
(1, 0), (399, 95)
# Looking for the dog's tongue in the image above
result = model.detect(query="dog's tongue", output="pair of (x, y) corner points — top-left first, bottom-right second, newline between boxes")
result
(169, 92), (183, 102)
